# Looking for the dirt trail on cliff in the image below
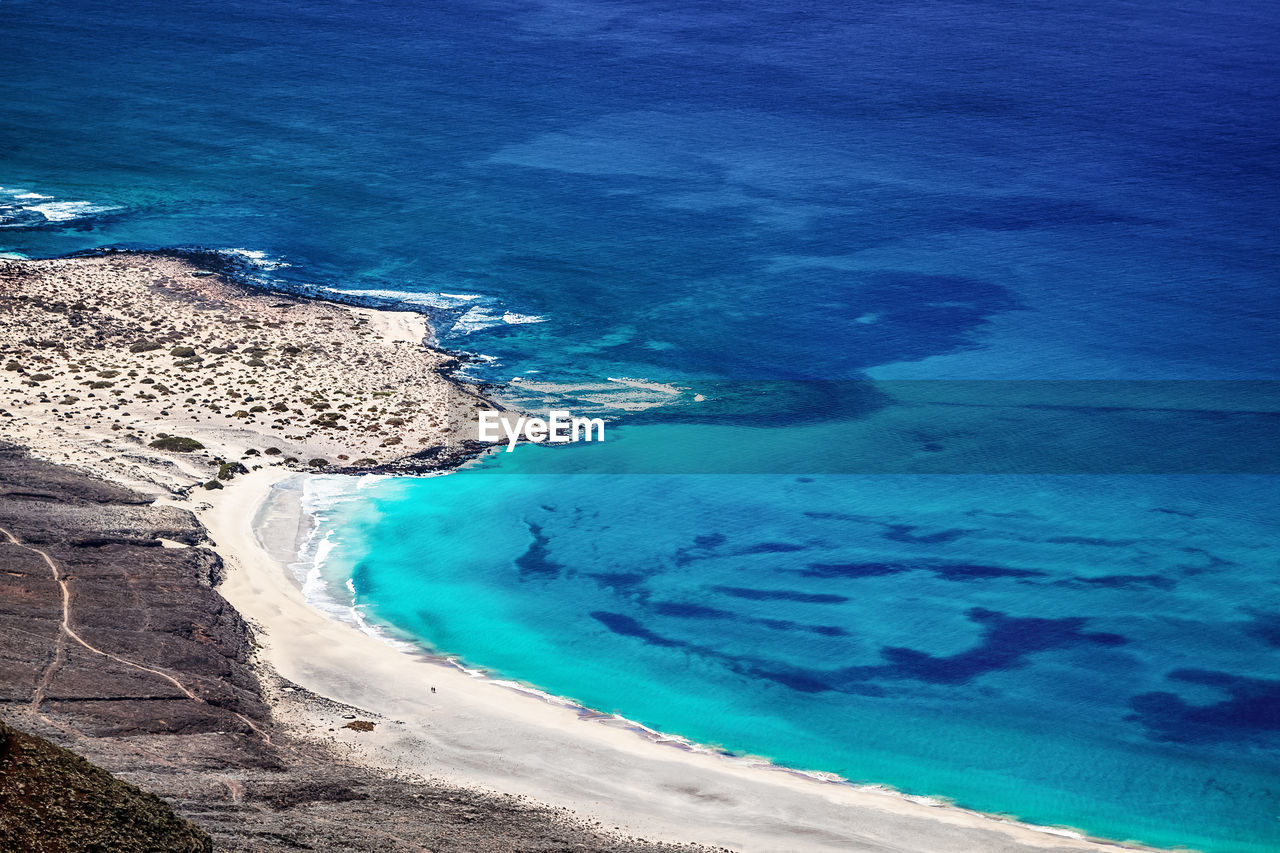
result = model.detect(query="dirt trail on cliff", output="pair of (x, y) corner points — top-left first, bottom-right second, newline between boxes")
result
(0, 443), (707, 852)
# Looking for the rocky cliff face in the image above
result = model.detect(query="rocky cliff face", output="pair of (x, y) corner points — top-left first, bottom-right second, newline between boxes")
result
(0, 444), (703, 852)
(0, 443), (268, 740)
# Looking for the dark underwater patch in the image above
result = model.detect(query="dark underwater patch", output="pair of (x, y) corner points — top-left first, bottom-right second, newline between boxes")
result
(753, 618), (849, 637)
(748, 667), (835, 693)
(1242, 610), (1280, 648)
(735, 542), (808, 555)
(803, 515), (973, 545)
(839, 608), (1127, 686)
(350, 562), (374, 595)
(800, 561), (1044, 582)
(653, 601), (736, 619)
(1045, 535), (1142, 547)
(803, 511), (873, 522)
(652, 599), (851, 636)
(803, 562), (911, 578)
(895, 194), (1154, 233)
(1055, 574), (1176, 590)
(594, 605), (1126, 699)
(711, 585), (849, 604)
(1128, 669), (1280, 744)
(589, 572), (647, 593)
(1152, 506), (1198, 518)
(514, 521), (563, 580)
(590, 611), (685, 648)
(882, 524), (973, 545)
(1178, 546), (1236, 575)
(674, 533), (727, 566)
(932, 564), (1047, 581)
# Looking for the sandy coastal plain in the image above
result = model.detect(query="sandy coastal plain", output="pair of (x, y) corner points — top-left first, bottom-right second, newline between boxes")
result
(0, 254), (1161, 852)
(0, 252), (486, 494)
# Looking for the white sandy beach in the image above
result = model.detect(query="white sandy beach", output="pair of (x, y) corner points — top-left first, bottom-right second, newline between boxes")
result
(202, 467), (1157, 853)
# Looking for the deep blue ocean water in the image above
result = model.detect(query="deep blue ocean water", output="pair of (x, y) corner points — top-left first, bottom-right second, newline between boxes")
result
(3, 0), (1279, 849)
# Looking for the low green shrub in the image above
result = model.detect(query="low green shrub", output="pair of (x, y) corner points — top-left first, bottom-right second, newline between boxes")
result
(149, 435), (205, 452)
(217, 461), (248, 481)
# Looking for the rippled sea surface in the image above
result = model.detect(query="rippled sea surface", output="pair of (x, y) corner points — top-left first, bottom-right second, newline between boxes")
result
(3, 0), (1278, 849)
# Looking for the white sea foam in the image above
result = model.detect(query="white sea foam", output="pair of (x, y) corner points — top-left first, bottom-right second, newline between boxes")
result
(29, 200), (119, 221)
(500, 374), (692, 413)
(451, 350), (503, 380)
(0, 185), (120, 228)
(453, 304), (504, 334)
(354, 473), (392, 490)
(606, 376), (683, 395)
(328, 286), (482, 308)
(450, 305), (546, 333)
(501, 311), (546, 325)
(223, 247), (291, 270)
(290, 475), (419, 653)
(255, 279), (541, 341)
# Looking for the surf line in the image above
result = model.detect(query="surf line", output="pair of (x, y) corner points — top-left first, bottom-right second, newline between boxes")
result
(477, 410), (605, 452)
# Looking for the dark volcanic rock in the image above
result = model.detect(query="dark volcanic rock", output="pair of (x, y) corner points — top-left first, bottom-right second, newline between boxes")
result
(0, 443), (706, 852)
(0, 443), (268, 737)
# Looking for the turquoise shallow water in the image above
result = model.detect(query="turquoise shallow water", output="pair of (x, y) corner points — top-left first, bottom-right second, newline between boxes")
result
(307, 458), (1280, 853)
(4, 0), (1279, 848)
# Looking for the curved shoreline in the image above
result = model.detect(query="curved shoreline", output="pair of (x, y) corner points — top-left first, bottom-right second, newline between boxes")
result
(208, 468), (1165, 853)
(0, 250), (1175, 851)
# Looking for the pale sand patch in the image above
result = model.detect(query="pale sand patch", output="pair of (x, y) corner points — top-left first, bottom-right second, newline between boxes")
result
(351, 305), (430, 347)
(202, 468), (1160, 853)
